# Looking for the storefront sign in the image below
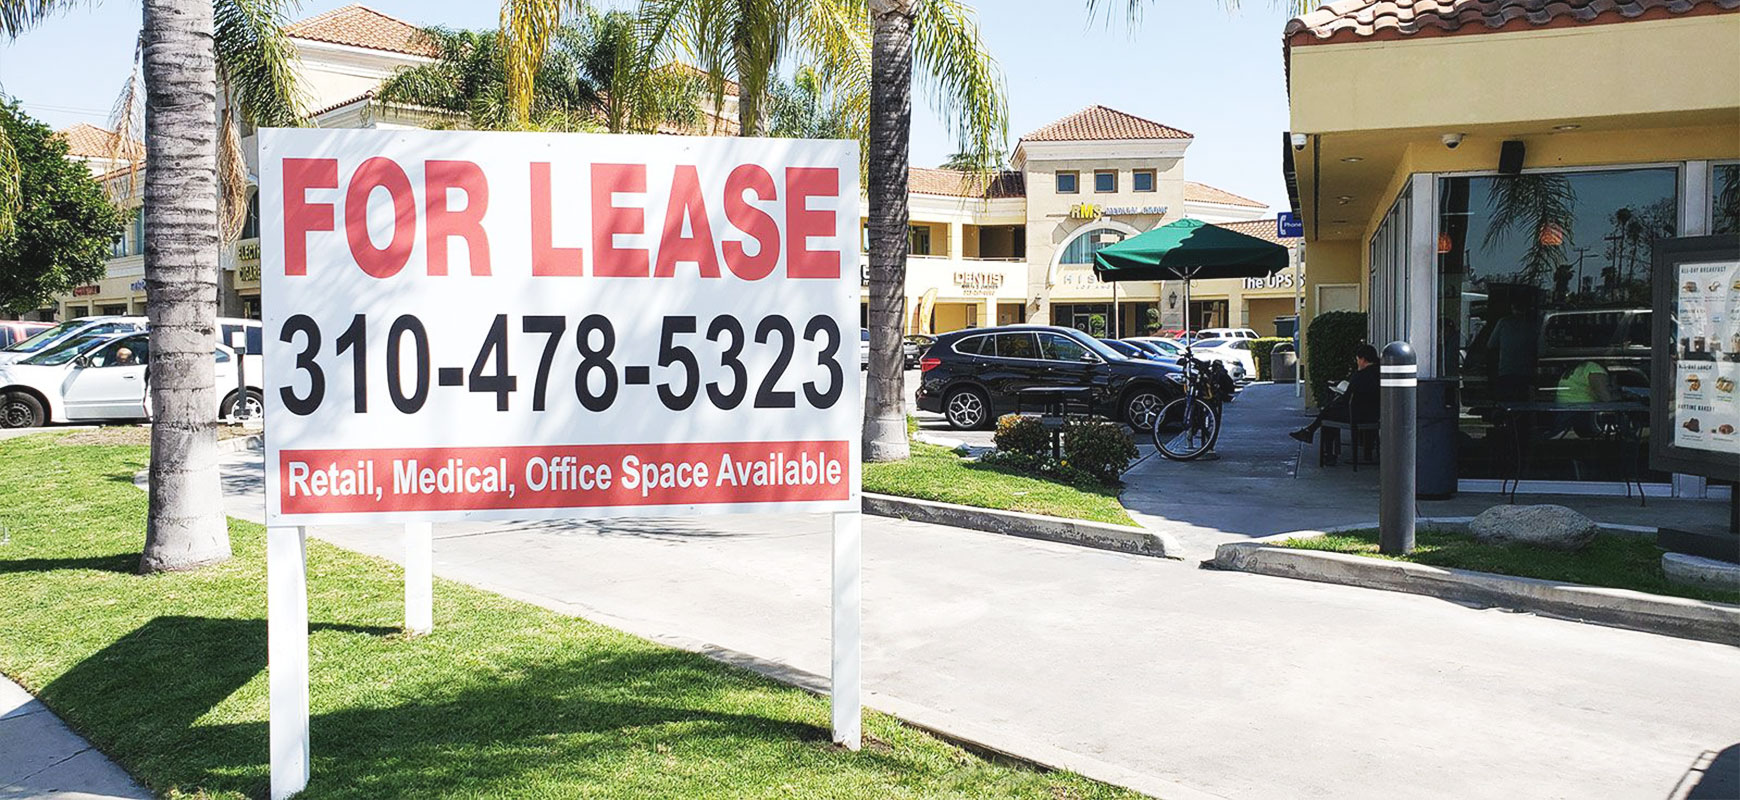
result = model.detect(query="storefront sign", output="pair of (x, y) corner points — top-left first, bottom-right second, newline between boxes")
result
(1277, 211), (1302, 238)
(259, 128), (862, 525)
(237, 239), (262, 265)
(1067, 203), (1100, 220)
(129, 280), (147, 292)
(952, 271), (1003, 296)
(1100, 205), (1167, 217)
(71, 285), (99, 297)
(1649, 236), (1740, 479)
(1243, 271), (1299, 290)
(238, 263), (262, 283)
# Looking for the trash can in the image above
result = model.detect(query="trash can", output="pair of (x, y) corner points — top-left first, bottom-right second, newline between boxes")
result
(1270, 344), (1298, 383)
(1416, 378), (1458, 499)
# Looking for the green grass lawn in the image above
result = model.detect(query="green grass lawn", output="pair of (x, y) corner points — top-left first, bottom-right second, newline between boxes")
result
(0, 432), (1141, 800)
(863, 442), (1137, 527)
(1282, 528), (1740, 605)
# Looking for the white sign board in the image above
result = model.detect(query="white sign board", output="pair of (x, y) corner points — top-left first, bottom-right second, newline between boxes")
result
(1671, 259), (1739, 454)
(259, 129), (862, 525)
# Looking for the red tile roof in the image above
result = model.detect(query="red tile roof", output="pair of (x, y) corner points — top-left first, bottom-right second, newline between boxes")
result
(1287, 0), (1740, 46)
(908, 167), (1026, 199)
(57, 123), (142, 160)
(1021, 105), (1192, 142)
(286, 4), (437, 58)
(1184, 181), (1266, 208)
(1213, 219), (1300, 245)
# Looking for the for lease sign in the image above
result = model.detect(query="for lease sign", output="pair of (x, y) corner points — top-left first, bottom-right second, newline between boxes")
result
(259, 129), (861, 525)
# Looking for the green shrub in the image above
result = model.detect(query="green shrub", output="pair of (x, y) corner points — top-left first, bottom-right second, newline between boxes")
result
(993, 413), (1050, 457)
(1248, 336), (1292, 381)
(977, 450), (1100, 488)
(1306, 310), (1369, 406)
(1061, 418), (1139, 484)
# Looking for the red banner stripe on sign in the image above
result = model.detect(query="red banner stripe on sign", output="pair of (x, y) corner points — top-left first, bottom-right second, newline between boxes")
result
(279, 441), (850, 515)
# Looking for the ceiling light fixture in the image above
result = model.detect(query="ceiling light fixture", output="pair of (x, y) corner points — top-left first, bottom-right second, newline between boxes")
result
(1341, 156), (1363, 163)
(1553, 124), (1581, 131)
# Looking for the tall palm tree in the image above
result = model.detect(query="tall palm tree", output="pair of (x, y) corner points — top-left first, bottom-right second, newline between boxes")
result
(863, 0), (1005, 461)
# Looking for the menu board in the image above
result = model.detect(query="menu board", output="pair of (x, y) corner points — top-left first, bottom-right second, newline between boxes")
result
(1670, 259), (1740, 456)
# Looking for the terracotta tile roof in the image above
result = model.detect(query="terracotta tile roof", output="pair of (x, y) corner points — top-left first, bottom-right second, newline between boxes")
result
(310, 89), (376, 118)
(907, 167), (1025, 199)
(1213, 219), (1301, 245)
(57, 123), (142, 160)
(287, 4), (437, 58)
(1021, 105), (1192, 143)
(668, 63), (741, 98)
(1184, 181), (1266, 208)
(1286, 0), (1740, 46)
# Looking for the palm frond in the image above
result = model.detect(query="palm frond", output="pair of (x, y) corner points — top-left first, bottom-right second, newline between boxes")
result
(501, 0), (584, 128)
(0, 0), (81, 38)
(102, 37), (145, 205)
(0, 127), (18, 237)
(213, 0), (305, 126)
(911, 0), (1007, 175)
(217, 104), (250, 241)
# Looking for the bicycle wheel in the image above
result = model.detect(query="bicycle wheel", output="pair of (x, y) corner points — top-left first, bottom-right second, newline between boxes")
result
(1152, 396), (1219, 461)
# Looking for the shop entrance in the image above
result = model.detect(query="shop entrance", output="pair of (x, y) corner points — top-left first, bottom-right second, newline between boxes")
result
(1189, 299), (1228, 330)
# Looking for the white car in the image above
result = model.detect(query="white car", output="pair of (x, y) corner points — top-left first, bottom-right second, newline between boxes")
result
(860, 329), (871, 369)
(0, 332), (260, 428)
(1190, 337), (1257, 382)
(0, 315), (146, 365)
(1197, 327), (1259, 341)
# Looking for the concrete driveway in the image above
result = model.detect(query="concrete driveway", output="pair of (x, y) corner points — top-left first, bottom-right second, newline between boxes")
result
(208, 449), (1740, 800)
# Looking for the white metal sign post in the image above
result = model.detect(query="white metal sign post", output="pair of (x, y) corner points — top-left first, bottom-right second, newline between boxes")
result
(259, 129), (862, 798)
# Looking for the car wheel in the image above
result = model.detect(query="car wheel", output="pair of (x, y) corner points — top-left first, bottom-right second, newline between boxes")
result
(222, 388), (264, 421)
(1123, 387), (1167, 431)
(943, 387), (991, 430)
(1, 391), (44, 428)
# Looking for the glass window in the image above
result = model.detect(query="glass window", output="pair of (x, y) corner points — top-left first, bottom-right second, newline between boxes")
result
(1040, 333), (1089, 361)
(241, 192), (260, 240)
(908, 224), (932, 256)
(1094, 170), (1117, 193)
(214, 348), (231, 363)
(1713, 163), (1739, 235)
(1055, 171), (1078, 194)
(89, 335), (148, 368)
(1436, 166), (1678, 482)
(954, 335), (988, 356)
(994, 332), (1038, 359)
(1133, 170), (1156, 192)
(131, 209), (144, 256)
(1058, 227), (1123, 265)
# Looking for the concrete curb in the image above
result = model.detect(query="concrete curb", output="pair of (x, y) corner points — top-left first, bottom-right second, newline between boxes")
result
(863, 493), (1179, 559)
(215, 433), (262, 454)
(1210, 521), (1740, 647)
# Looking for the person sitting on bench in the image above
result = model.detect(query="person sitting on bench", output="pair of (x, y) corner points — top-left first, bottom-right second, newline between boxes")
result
(1290, 343), (1380, 446)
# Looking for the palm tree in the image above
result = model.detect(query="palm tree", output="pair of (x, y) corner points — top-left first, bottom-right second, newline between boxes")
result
(863, 0), (1006, 461)
(767, 64), (851, 139)
(1481, 174), (1576, 288)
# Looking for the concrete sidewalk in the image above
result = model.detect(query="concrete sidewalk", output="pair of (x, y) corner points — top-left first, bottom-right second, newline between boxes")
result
(1121, 383), (1731, 559)
(1, 678), (147, 800)
(208, 450), (1739, 800)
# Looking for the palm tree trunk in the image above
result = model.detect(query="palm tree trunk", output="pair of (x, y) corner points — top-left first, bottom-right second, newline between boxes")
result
(863, 0), (913, 462)
(140, 0), (230, 572)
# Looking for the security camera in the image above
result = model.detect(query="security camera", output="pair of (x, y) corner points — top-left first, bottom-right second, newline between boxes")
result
(1290, 132), (1308, 151)
(1441, 133), (1464, 149)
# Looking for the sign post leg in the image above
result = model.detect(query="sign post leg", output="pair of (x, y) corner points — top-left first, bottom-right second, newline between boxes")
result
(405, 521), (433, 635)
(831, 510), (862, 750)
(268, 525), (309, 800)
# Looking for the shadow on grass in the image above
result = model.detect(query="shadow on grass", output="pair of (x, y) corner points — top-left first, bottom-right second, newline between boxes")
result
(0, 552), (139, 574)
(41, 615), (895, 799)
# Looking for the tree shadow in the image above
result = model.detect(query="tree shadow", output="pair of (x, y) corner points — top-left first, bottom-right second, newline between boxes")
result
(41, 615), (910, 798)
(0, 552), (139, 574)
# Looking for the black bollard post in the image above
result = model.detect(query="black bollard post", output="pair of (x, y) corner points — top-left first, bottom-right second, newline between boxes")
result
(1380, 341), (1416, 555)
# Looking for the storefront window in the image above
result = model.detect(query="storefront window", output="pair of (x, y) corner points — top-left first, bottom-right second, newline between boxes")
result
(241, 191), (260, 240)
(1712, 163), (1739, 235)
(1056, 171), (1078, 194)
(1094, 170), (1117, 193)
(908, 224), (932, 256)
(1133, 170), (1156, 192)
(1436, 166), (1678, 482)
(1052, 303), (1111, 337)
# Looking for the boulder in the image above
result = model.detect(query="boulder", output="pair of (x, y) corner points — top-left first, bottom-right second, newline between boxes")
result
(1468, 504), (1598, 551)
(1662, 552), (1740, 591)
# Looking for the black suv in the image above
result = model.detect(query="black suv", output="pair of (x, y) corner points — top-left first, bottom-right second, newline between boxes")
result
(915, 325), (1185, 430)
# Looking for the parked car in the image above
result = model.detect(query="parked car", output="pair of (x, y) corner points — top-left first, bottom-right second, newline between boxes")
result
(1123, 337), (1185, 360)
(1198, 327), (1259, 341)
(0, 316), (146, 365)
(859, 329), (871, 369)
(1190, 338), (1255, 382)
(903, 334), (935, 370)
(0, 332), (260, 428)
(0, 321), (52, 349)
(1100, 338), (1168, 362)
(915, 325), (1184, 430)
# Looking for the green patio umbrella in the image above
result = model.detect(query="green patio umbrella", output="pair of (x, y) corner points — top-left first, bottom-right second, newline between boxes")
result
(1092, 217), (1288, 334)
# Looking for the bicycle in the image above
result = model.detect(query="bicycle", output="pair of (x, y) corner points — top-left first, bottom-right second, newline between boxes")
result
(1151, 348), (1230, 461)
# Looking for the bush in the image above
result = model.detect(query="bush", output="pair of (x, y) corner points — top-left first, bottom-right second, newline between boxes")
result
(1061, 418), (1139, 484)
(1306, 310), (1369, 407)
(1248, 337), (1292, 381)
(993, 413), (1050, 457)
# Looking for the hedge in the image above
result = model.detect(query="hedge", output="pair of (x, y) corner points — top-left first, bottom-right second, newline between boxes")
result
(1305, 310), (1369, 407)
(1248, 337), (1292, 381)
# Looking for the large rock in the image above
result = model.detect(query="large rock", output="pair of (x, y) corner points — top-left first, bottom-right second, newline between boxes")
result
(1663, 553), (1740, 591)
(1469, 504), (1598, 551)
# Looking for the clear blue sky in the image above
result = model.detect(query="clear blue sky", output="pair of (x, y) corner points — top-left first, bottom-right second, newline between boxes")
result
(0, 0), (1295, 209)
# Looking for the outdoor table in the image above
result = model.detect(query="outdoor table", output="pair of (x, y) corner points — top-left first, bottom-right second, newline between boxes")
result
(1488, 401), (1651, 505)
(1015, 386), (1095, 459)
